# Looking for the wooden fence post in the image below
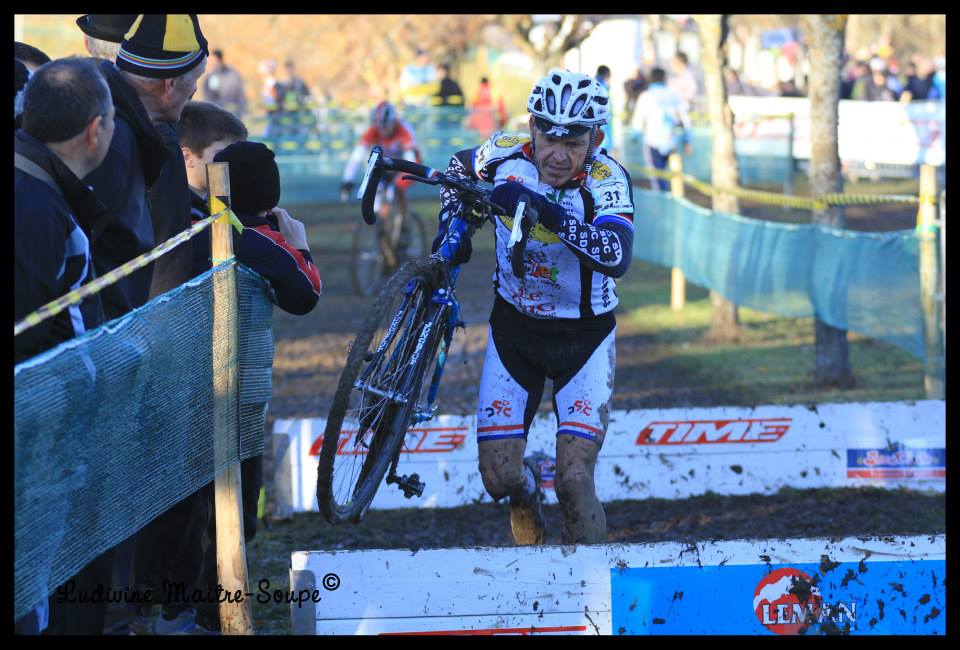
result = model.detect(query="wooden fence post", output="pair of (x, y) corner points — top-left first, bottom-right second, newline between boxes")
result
(208, 161), (255, 634)
(917, 164), (943, 399)
(669, 152), (686, 312)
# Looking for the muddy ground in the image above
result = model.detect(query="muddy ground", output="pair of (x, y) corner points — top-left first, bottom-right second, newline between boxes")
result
(260, 191), (941, 548)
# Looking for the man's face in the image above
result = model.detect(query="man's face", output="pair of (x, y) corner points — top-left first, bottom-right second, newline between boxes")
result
(529, 116), (592, 188)
(165, 57), (208, 122)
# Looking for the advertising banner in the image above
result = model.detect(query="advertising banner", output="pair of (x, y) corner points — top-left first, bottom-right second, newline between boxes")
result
(290, 535), (944, 635)
(273, 401), (944, 516)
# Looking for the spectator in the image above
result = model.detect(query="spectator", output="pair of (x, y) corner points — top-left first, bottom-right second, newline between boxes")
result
(466, 76), (507, 138)
(668, 50), (698, 110)
(175, 113), (321, 632)
(14, 57), (114, 633)
(202, 49), (249, 118)
(14, 41), (51, 73)
(931, 55), (945, 100)
(14, 59), (29, 130)
(595, 65), (614, 149)
(631, 66), (691, 191)
(75, 14), (137, 61)
(278, 58), (312, 112)
(79, 14), (206, 321)
(852, 57), (899, 101)
(399, 48), (438, 106)
(111, 14), (209, 301)
(259, 58), (281, 112)
(622, 67), (647, 126)
(86, 14), (209, 636)
(777, 78), (804, 97)
(434, 63), (464, 106)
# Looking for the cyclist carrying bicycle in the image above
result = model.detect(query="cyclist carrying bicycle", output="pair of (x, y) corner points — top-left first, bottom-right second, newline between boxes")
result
(433, 70), (634, 545)
(341, 101), (421, 220)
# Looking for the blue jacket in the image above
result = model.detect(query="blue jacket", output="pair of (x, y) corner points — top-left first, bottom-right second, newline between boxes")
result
(15, 130), (105, 364)
(189, 191), (321, 315)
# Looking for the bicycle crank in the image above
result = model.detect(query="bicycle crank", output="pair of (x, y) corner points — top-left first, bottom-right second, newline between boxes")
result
(386, 472), (425, 499)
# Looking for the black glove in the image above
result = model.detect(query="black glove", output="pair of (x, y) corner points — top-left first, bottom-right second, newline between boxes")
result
(339, 181), (354, 202)
(490, 181), (565, 231)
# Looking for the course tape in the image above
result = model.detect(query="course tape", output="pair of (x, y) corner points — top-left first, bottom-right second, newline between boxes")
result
(13, 208), (243, 337)
(633, 165), (923, 209)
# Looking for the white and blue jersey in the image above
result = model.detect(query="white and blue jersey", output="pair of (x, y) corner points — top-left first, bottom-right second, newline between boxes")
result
(439, 131), (635, 320)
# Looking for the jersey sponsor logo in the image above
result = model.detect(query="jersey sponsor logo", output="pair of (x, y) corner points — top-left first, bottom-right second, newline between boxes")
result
(497, 214), (561, 244)
(510, 286), (557, 315)
(567, 399), (592, 416)
(636, 418), (791, 445)
(527, 262), (559, 283)
(590, 161), (613, 181)
(310, 427), (468, 455)
(846, 446), (945, 479)
(754, 568), (856, 635)
(494, 134), (531, 148)
(506, 175), (526, 185)
(484, 399), (513, 418)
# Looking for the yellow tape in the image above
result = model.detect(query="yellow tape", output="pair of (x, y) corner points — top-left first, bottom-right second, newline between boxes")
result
(631, 165), (923, 210)
(14, 211), (225, 337)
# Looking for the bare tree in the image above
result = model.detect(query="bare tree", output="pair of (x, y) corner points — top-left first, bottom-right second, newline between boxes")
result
(495, 15), (609, 72)
(692, 14), (741, 342)
(804, 14), (855, 388)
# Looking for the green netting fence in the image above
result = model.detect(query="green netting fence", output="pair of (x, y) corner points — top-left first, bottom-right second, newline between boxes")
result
(14, 264), (274, 622)
(631, 188), (926, 361)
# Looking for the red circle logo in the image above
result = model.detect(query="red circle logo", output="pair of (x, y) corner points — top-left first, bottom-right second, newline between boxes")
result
(753, 568), (823, 635)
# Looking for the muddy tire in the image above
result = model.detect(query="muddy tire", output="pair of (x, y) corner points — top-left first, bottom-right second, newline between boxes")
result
(317, 257), (446, 524)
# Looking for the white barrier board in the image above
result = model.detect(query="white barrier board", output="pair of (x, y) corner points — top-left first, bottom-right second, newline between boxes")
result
(272, 401), (944, 516)
(290, 534), (945, 635)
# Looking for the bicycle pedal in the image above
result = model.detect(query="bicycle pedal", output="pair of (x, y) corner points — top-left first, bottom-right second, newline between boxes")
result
(389, 473), (425, 499)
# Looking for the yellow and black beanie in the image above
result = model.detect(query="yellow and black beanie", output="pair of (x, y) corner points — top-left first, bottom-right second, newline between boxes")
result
(116, 14), (208, 79)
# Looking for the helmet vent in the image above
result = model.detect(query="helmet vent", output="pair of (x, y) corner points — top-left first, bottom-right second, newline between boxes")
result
(545, 89), (556, 113)
(533, 98), (543, 112)
(578, 78), (592, 89)
(570, 95), (586, 116)
(560, 84), (572, 112)
(551, 73), (562, 85)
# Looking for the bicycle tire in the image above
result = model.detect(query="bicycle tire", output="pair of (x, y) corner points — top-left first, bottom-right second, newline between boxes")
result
(349, 219), (387, 297)
(350, 211), (430, 297)
(317, 257), (447, 524)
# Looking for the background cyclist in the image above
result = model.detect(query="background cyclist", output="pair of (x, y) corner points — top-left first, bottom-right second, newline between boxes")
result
(340, 100), (421, 221)
(432, 70), (635, 545)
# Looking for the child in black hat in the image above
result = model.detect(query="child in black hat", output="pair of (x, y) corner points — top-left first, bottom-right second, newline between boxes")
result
(176, 137), (321, 633)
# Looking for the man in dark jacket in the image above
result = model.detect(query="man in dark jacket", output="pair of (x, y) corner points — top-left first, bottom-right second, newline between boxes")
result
(82, 14), (208, 319)
(14, 57), (114, 634)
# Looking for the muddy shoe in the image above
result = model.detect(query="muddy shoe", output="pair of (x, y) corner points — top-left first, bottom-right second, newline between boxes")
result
(509, 457), (546, 545)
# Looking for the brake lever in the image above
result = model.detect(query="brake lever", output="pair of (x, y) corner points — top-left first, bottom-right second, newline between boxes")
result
(507, 198), (528, 247)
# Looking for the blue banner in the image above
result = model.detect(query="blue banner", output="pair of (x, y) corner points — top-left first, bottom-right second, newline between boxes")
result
(611, 560), (945, 635)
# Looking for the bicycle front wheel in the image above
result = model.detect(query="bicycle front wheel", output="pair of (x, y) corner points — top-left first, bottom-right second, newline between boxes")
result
(317, 257), (447, 524)
(350, 219), (387, 297)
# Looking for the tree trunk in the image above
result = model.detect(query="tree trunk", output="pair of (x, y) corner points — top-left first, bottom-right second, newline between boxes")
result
(805, 15), (855, 388)
(694, 14), (741, 343)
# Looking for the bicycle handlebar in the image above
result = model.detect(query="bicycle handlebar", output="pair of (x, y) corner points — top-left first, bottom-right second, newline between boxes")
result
(358, 145), (539, 275)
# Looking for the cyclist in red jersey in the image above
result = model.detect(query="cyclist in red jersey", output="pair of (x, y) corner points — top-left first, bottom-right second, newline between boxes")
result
(341, 101), (421, 219)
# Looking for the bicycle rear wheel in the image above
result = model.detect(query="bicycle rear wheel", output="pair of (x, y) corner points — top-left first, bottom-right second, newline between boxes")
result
(317, 257), (447, 524)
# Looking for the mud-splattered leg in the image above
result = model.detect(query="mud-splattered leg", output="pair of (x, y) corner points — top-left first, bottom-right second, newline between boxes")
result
(555, 434), (605, 543)
(551, 327), (615, 544)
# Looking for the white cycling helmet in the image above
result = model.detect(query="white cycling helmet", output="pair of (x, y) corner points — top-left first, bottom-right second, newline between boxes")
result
(527, 69), (609, 136)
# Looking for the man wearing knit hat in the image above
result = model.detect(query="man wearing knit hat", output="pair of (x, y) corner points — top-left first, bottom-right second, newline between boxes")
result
(76, 14), (137, 61)
(76, 14), (209, 635)
(83, 13), (207, 319)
